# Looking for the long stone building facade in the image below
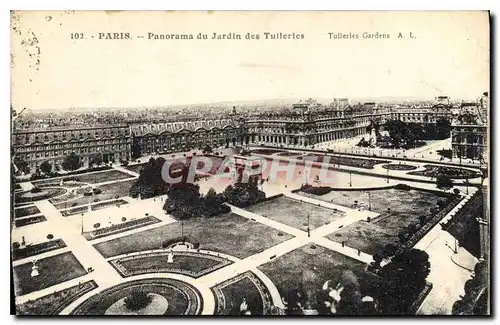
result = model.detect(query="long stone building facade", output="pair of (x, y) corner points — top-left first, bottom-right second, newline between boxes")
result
(130, 119), (244, 156)
(451, 93), (488, 162)
(12, 124), (131, 172)
(12, 95), (486, 173)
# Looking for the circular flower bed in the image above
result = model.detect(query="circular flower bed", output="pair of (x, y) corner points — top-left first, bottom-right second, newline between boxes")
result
(71, 278), (202, 315)
(14, 187), (67, 204)
(408, 165), (482, 179)
(381, 164), (418, 171)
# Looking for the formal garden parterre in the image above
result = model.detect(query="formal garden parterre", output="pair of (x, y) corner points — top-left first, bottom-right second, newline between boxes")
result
(53, 179), (137, 210)
(14, 205), (41, 218)
(109, 250), (233, 278)
(15, 215), (47, 227)
(12, 239), (67, 261)
(70, 278), (203, 315)
(16, 280), (98, 315)
(211, 271), (273, 315)
(408, 164), (482, 179)
(314, 186), (460, 256)
(83, 216), (162, 240)
(13, 252), (88, 296)
(94, 212), (293, 259)
(382, 163), (419, 171)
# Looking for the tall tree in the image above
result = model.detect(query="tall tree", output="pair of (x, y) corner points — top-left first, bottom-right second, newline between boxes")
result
(13, 157), (29, 174)
(131, 141), (142, 160)
(62, 152), (82, 171)
(130, 157), (170, 199)
(435, 118), (452, 139)
(88, 153), (103, 168)
(377, 249), (431, 314)
(436, 174), (453, 191)
(39, 161), (52, 175)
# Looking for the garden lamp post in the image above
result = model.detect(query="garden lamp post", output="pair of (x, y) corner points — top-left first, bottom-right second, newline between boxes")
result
(349, 171), (352, 187)
(368, 192), (371, 211)
(81, 213), (84, 234)
(307, 214), (311, 237)
(386, 169), (389, 184)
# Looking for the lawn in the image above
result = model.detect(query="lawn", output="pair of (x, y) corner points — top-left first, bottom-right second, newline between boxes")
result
(53, 179), (136, 209)
(301, 187), (451, 217)
(211, 271), (271, 315)
(308, 187), (455, 255)
(13, 252), (88, 296)
(93, 213), (294, 259)
(14, 205), (41, 218)
(258, 244), (375, 310)
(245, 196), (345, 231)
(110, 251), (232, 278)
(16, 280), (98, 315)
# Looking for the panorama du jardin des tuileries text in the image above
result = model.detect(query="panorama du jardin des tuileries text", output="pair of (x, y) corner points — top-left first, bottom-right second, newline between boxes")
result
(74, 31), (414, 41)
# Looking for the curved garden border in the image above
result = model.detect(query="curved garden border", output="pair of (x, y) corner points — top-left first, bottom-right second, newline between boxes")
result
(69, 277), (203, 315)
(381, 163), (419, 171)
(108, 250), (233, 278)
(15, 187), (68, 204)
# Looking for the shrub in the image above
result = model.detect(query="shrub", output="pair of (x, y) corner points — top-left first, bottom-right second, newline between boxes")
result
(383, 243), (397, 257)
(121, 217), (127, 222)
(30, 187), (43, 193)
(12, 242), (20, 249)
(394, 184), (411, 191)
(300, 184), (332, 196)
(453, 188), (460, 195)
(72, 202), (78, 207)
(407, 223), (418, 235)
(93, 188), (102, 195)
(83, 192), (92, 197)
(94, 223), (100, 229)
(46, 234), (54, 240)
(366, 216), (372, 222)
(93, 198), (100, 203)
(398, 232), (407, 242)
(124, 291), (152, 311)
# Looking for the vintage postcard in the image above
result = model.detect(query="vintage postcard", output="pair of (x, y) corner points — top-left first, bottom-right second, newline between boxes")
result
(10, 11), (490, 316)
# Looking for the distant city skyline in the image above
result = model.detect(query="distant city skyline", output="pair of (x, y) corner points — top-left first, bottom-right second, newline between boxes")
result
(14, 94), (480, 114)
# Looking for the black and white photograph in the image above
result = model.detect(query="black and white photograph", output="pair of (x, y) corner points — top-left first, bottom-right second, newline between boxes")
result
(9, 10), (490, 316)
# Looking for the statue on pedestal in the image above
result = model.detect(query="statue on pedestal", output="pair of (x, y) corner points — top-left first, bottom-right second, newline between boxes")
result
(31, 260), (39, 278)
(167, 250), (174, 263)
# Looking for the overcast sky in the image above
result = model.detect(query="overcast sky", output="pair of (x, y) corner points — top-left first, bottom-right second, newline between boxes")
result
(11, 11), (489, 110)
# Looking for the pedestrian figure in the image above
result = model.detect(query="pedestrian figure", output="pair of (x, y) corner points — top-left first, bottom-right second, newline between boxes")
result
(357, 249), (361, 256)
(341, 241), (345, 247)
